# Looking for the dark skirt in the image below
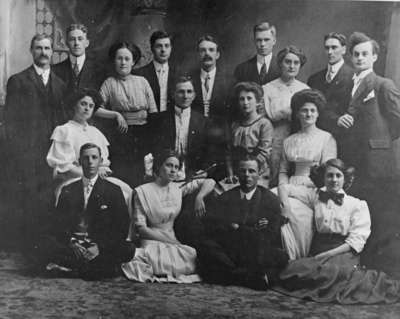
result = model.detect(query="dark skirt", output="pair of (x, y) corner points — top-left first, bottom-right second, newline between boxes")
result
(274, 233), (400, 304)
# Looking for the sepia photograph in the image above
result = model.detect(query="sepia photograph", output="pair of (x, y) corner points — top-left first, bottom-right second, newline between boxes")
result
(1, 0), (400, 318)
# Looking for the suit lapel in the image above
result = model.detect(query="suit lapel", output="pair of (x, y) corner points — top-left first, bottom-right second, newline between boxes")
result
(28, 66), (47, 95)
(211, 68), (222, 106)
(188, 110), (197, 152)
(250, 56), (259, 82)
(86, 178), (104, 214)
(350, 72), (375, 105)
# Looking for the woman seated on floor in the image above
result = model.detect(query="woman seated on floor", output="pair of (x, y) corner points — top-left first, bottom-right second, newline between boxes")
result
(227, 81), (273, 187)
(277, 158), (400, 304)
(278, 89), (337, 260)
(121, 150), (215, 283)
(46, 88), (132, 210)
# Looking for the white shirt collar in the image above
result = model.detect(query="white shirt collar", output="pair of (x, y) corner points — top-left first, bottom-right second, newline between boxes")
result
(33, 64), (50, 77)
(353, 68), (373, 81)
(69, 54), (86, 69)
(153, 60), (169, 72)
(328, 59), (344, 74)
(175, 106), (191, 117)
(257, 53), (272, 66)
(320, 186), (346, 195)
(82, 174), (98, 187)
(240, 187), (257, 200)
(200, 67), (216, 79)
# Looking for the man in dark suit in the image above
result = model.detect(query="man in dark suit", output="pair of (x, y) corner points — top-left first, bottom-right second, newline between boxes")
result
(134, 31), (175, 115)
(53, 24), (103, 91)
(196, 153), (288, 290)
(190, 35), (229, 120)
(234, 22), (280, 85)
(340, 32), (400, 264)
(36, 143), (133, 279)
(5, 34), (66, 239)
(155, 76), (209, 180)
(307, 32), (354, 141)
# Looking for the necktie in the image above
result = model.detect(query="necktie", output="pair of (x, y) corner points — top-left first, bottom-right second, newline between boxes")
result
(204, 73), (211, 92)
(260, 62), (268, 85)
(73, 62), (80, 77)
(39, 73), (46, 86)
(318, 190), (344, 206)
(85, 181), (93, 196)
(326, 66), (334, 83)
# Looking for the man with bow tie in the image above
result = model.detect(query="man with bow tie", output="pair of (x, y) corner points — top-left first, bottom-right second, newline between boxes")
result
(35, 143), (133, 279)
(196, 153), (288, 290)
(307, 32), (354, 142)
(4, 34), (66, 241)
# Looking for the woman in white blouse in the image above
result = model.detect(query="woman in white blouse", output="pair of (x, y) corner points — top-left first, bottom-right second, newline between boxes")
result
(95, 42), (157, 186)
(276, 159), (400, 304)
(263, 46), (309, 187)
(47, 88), (132, 220)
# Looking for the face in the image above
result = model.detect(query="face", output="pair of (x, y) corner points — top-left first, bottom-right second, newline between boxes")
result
(324, 38), (346, 65)
(31, 38), (52, 68)
(280, 52), (301, 80)
(297, 102), (319, 128)
(238, 160), (260, 192)
(254, 30), (276, 56)
(158, 156), (180, 183)
(174, 81), (195, 109)
(67, 29), (89, 57)
(351, 41), (377, 73)
(114, 48), (135, 76)
(324, 165), (344, 193)
(152, 37), (171, 64)
(79, 147), (102, 179)
(198, 40), (220, 70)
(238, 91), (258, 116)
(73, 96), (95, 123)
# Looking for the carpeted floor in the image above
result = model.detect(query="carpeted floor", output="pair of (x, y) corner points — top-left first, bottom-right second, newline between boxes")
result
(1, 252), (400, 318)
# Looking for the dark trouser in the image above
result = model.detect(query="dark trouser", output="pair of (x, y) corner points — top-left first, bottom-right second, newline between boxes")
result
(34, 236), (135, 280)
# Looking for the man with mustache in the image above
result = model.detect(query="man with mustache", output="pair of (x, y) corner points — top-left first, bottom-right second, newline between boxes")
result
(189, 35), (230, 180)
(4, 34), (66, 242)
(53, 24), (104, 91)
(234, 22), (280, 86)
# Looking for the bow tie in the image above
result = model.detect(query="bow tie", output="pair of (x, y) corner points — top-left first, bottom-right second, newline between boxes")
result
(318, 190), (344, 206)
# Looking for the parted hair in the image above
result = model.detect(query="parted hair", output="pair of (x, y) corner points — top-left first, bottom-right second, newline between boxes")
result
(348, 31), (380, 55)
(30, 34), (52, 49)
(234, 81), (264, 103)
(197, 34), (219, 50)
(324, 32), (346, 46)
(66, 88), (103, 116)
(310, 158), (355, 191)
(66, 24), (88, 36)
(108, 41), (141, 64)
(150, 30), (171, 49)
(253, 22), (276, 38)
(277, 45), (307, 67)
(153, 149), (182, 175)
(79, 143), (102, 159)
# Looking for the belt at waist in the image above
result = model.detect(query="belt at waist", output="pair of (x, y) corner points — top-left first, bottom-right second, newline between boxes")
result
(121, 110), (147, 126)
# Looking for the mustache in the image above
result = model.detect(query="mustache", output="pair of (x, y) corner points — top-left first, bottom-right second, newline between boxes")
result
(202, 55), (213, 61)
(38, 54), (50, 59)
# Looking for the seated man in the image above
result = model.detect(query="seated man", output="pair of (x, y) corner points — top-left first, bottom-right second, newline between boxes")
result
(35, 143), (134, 280)
(196, 153), (289, 289)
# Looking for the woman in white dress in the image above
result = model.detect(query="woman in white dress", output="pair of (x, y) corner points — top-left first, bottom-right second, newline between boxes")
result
(263, 46), (309, 187)
(278, 89), (337, 260)
(122, 150), (216, 283)
(46, 88), (132, 216)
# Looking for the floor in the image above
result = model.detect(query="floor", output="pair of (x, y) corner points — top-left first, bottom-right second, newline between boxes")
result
(1, 252), (400, 319)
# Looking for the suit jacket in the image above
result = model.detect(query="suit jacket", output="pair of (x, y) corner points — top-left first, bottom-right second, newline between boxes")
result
(53, 56), (103, 91)
(308, 63), (354, 136)
(342, 72), (400, 179)
(54, 178), (130, 255)
(155, 107), (210, 175)
(133, 61), (176, 113)
(233, 55), (280, 85)
(4, 65), (66, 180)
(190, 67), (230, 119)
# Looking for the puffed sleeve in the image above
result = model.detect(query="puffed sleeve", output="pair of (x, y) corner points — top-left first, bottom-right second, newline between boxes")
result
(143, 78), (158, 114)
(345, 199), (371, 253)
(256, 118), (273, 166)
(93, 127), (111, 167)
(321, 133), (337, 163)
(133, 191), (147, 227)
(99, 78), (112, 109)
(46, 126), (77, 174)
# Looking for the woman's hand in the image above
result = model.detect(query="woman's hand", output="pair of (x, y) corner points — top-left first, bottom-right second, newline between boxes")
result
(194, 195), (206, 217)
(314, 251), (332, 264)
(115, 112), (128, 134)
(98, 166), (112, 179)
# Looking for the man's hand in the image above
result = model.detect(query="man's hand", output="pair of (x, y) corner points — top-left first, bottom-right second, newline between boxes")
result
(314, 251), (332, 264)
(337, 114), (354, 129)
(69, 242), (87, 261)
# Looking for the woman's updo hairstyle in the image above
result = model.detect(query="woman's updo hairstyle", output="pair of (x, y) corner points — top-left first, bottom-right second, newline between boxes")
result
(66, 88), (103, 118)
(152, 148), (181, 176)
(108, 41), (142, 65)
(310, 158), (355, 191)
